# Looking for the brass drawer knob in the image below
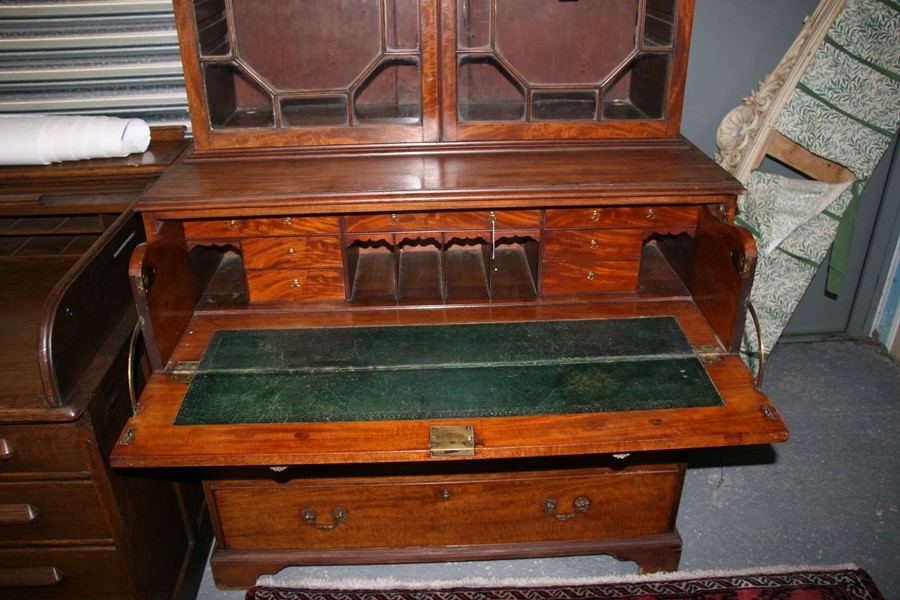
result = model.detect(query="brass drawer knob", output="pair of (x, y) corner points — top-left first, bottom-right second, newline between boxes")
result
(589, 239), (598, 250)
(390, 213), (400, 225)
(542, 496), (591, 522)
(290, 278), (301, 289)
(283, 216), (293, 227)
(590, 209), (600, 222)
(228, 219), (238, 230)
(300, 507), (348, 531)
(586, 271), (595, 281)
(646, 208), (656, 221)
(287, 247), (296, 257)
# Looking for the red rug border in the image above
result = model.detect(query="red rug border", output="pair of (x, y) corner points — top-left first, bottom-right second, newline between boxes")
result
(245, 565), (885, 600)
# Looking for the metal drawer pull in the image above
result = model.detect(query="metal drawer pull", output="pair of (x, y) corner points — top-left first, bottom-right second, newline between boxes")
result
(300, 507), (348, 531)
(287, 247), (296, 257)
(590, 239), (598, 250)
(283, 216), (293, 227)
(0, 438), (14, 461)
(647, 208), (656, 221)
(590, 209), (600, 221)
(586, 271), (595, 280)
(291, 278), (301, 289)
(542, 496), (591, 521)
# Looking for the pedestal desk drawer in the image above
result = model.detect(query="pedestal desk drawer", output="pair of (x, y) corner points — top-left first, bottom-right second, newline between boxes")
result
(545, 207), (699, 229)
(246, 269), (345, 302)
(211, 469), (680, 551)
(542, 261), (639, 294)
(242, 236), (343, 269)
(0, 426), (89, 477)
(0, 546), (131, 599)
(0, 481), (110, 544)
(345, 210), (541, 233)
(543, 229), (642, 262)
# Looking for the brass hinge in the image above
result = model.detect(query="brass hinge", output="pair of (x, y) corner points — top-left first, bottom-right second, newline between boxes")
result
(430, 425), (475, 458)
(695, 345), (722, 366)
(171, 360), (199, 383)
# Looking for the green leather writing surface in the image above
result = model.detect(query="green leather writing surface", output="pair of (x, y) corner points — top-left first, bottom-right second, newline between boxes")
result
(174, 317), (724, 425)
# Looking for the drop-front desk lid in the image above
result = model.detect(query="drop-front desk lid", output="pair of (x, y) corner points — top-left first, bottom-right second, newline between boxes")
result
(111, 309), (788, 468)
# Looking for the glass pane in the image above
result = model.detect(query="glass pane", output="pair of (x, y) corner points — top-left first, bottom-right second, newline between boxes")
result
(532, 90), (597, 121)
(353, 59), (422, 124)
(204, 63), (274, 128)
(494, 0), (638, 85)
(385, 0), (419, 51)
(457, 0), (491, 50)
(231, 0), (382, 91)
(458, 56), (525, 122)
(644, 0), (677, 47)
(194, 0), (230, 56)
(602, 54), (669, 120)
(281, 96), (349, 127)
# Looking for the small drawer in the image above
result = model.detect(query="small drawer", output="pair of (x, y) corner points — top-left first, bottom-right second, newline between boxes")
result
(543, 229), (643, 262)
(345, 210), (541, 233)
(0, 481), (110, 545)
(542, 261), (639, 295)
(182, 218), (243, 239)
(0, 546), (132, 598)
(242, 236), (343, 269)
(210, 467), (680, 551)
(182, 216), (340, 239)
(0, 425), (89, 477)
(545, 206), (699, 229)
(243, 216), (341, 236)
(246, 268), (345, 302)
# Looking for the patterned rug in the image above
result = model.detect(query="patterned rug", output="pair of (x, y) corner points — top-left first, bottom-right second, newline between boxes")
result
(245, 566), (884, 600)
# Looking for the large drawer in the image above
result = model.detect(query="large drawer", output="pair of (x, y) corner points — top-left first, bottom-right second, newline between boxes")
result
(0, 425), (89, 478)
(0, 481), (110, 545)
(0, 546), (132, 599)
(210, 466), (681, 551)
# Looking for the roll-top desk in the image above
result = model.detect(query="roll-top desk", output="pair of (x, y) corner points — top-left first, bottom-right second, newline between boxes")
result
(0, 128), (211, 599)
(109, 0), (789, 589)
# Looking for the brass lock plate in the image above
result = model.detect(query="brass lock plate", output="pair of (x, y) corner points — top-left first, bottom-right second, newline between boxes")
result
(430, 425), (475, 458)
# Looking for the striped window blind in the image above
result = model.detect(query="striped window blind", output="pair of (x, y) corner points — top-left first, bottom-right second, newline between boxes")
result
(0, 0), (190, 128)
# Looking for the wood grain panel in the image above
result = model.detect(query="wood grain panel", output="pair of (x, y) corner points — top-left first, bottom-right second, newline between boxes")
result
(242, 236), (343, 269)
(543, 228), (642, 261)
(545, 206), (699, 229)
(345, 210), (541, 233)
(246, 269), (345, 302)
(542, 260), (639, 294)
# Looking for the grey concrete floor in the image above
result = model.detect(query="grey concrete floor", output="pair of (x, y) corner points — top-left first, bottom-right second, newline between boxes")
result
(193, 339), (899, 599)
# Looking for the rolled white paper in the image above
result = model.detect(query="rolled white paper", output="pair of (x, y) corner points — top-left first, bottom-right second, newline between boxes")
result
(0, 115), (151, 165)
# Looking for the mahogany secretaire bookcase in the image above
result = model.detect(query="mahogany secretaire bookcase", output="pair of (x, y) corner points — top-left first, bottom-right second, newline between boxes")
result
(109, 0), (789, 589)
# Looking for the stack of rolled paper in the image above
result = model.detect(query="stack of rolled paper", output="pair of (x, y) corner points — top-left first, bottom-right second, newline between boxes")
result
(0, 115), (151, 165)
